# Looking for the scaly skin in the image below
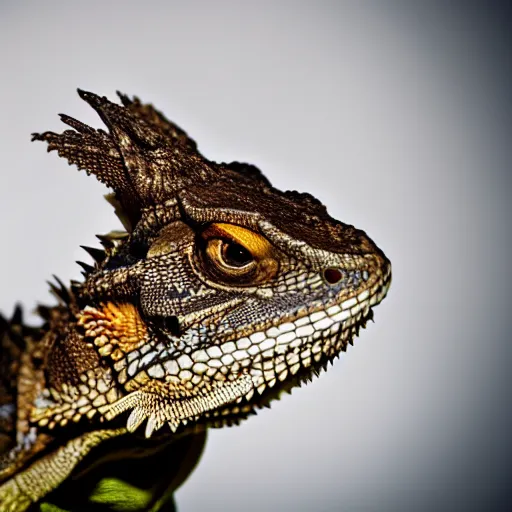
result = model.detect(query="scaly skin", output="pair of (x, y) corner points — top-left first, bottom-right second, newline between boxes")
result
(0, 90), (391, 511)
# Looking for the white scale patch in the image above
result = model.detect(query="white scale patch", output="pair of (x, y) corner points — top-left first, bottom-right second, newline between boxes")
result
(141, 276), (390, 403)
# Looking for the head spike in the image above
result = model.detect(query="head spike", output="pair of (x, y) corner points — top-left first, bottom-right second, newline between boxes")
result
(34, 90), (221, 229)
(116, 90), (198, 150)
(36, 305), (52, 321)
(11, 304), (23, 325)
(80, 246), (106, 264)
(48, 276), (71, 304)
(95, 234), (115, 249)
(76, 261), (95, 274)
(58, 113), (96, 135)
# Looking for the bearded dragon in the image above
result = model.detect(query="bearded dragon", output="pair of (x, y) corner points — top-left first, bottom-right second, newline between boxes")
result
(0, 90), (391, 511)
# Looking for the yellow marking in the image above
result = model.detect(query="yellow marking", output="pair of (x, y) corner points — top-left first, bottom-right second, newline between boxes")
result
(204, 223), (274, 259)
(78, 302), (147, 354)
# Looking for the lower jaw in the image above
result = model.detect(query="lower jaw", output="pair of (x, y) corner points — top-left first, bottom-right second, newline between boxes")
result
(203, 307), (375, 426)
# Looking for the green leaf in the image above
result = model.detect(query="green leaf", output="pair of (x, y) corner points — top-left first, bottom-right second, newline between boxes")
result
(40, 504), (68, 512)
(88, 477), (153, 511)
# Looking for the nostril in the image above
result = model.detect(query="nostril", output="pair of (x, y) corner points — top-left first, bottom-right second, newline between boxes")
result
(323, 268), (343, 285)
(150, 315), (181, 336)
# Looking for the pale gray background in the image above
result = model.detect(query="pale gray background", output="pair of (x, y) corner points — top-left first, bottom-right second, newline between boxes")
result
(0, 1), (510, 511)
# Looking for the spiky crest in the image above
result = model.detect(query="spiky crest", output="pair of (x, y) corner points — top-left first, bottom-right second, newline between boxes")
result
(32, 90), (223, 228)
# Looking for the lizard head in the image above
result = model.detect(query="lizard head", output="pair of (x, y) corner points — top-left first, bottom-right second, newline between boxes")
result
(33, 90), (391, 437)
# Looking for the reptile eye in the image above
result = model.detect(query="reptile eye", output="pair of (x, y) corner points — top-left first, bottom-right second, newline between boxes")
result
(199, 223), (279, 285)
(205, 238), (256, 277)
(221, 241), (253, 268)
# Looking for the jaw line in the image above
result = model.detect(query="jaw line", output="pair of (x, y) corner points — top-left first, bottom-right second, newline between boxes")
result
(116, 269), (391, 433)
(211, 302), (379, 422)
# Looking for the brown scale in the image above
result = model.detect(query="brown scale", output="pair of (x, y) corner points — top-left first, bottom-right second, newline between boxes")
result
(45, 328), (102, 391)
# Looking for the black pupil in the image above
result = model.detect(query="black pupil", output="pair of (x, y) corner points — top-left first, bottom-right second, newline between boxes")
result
(223, 242), (252, 267)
